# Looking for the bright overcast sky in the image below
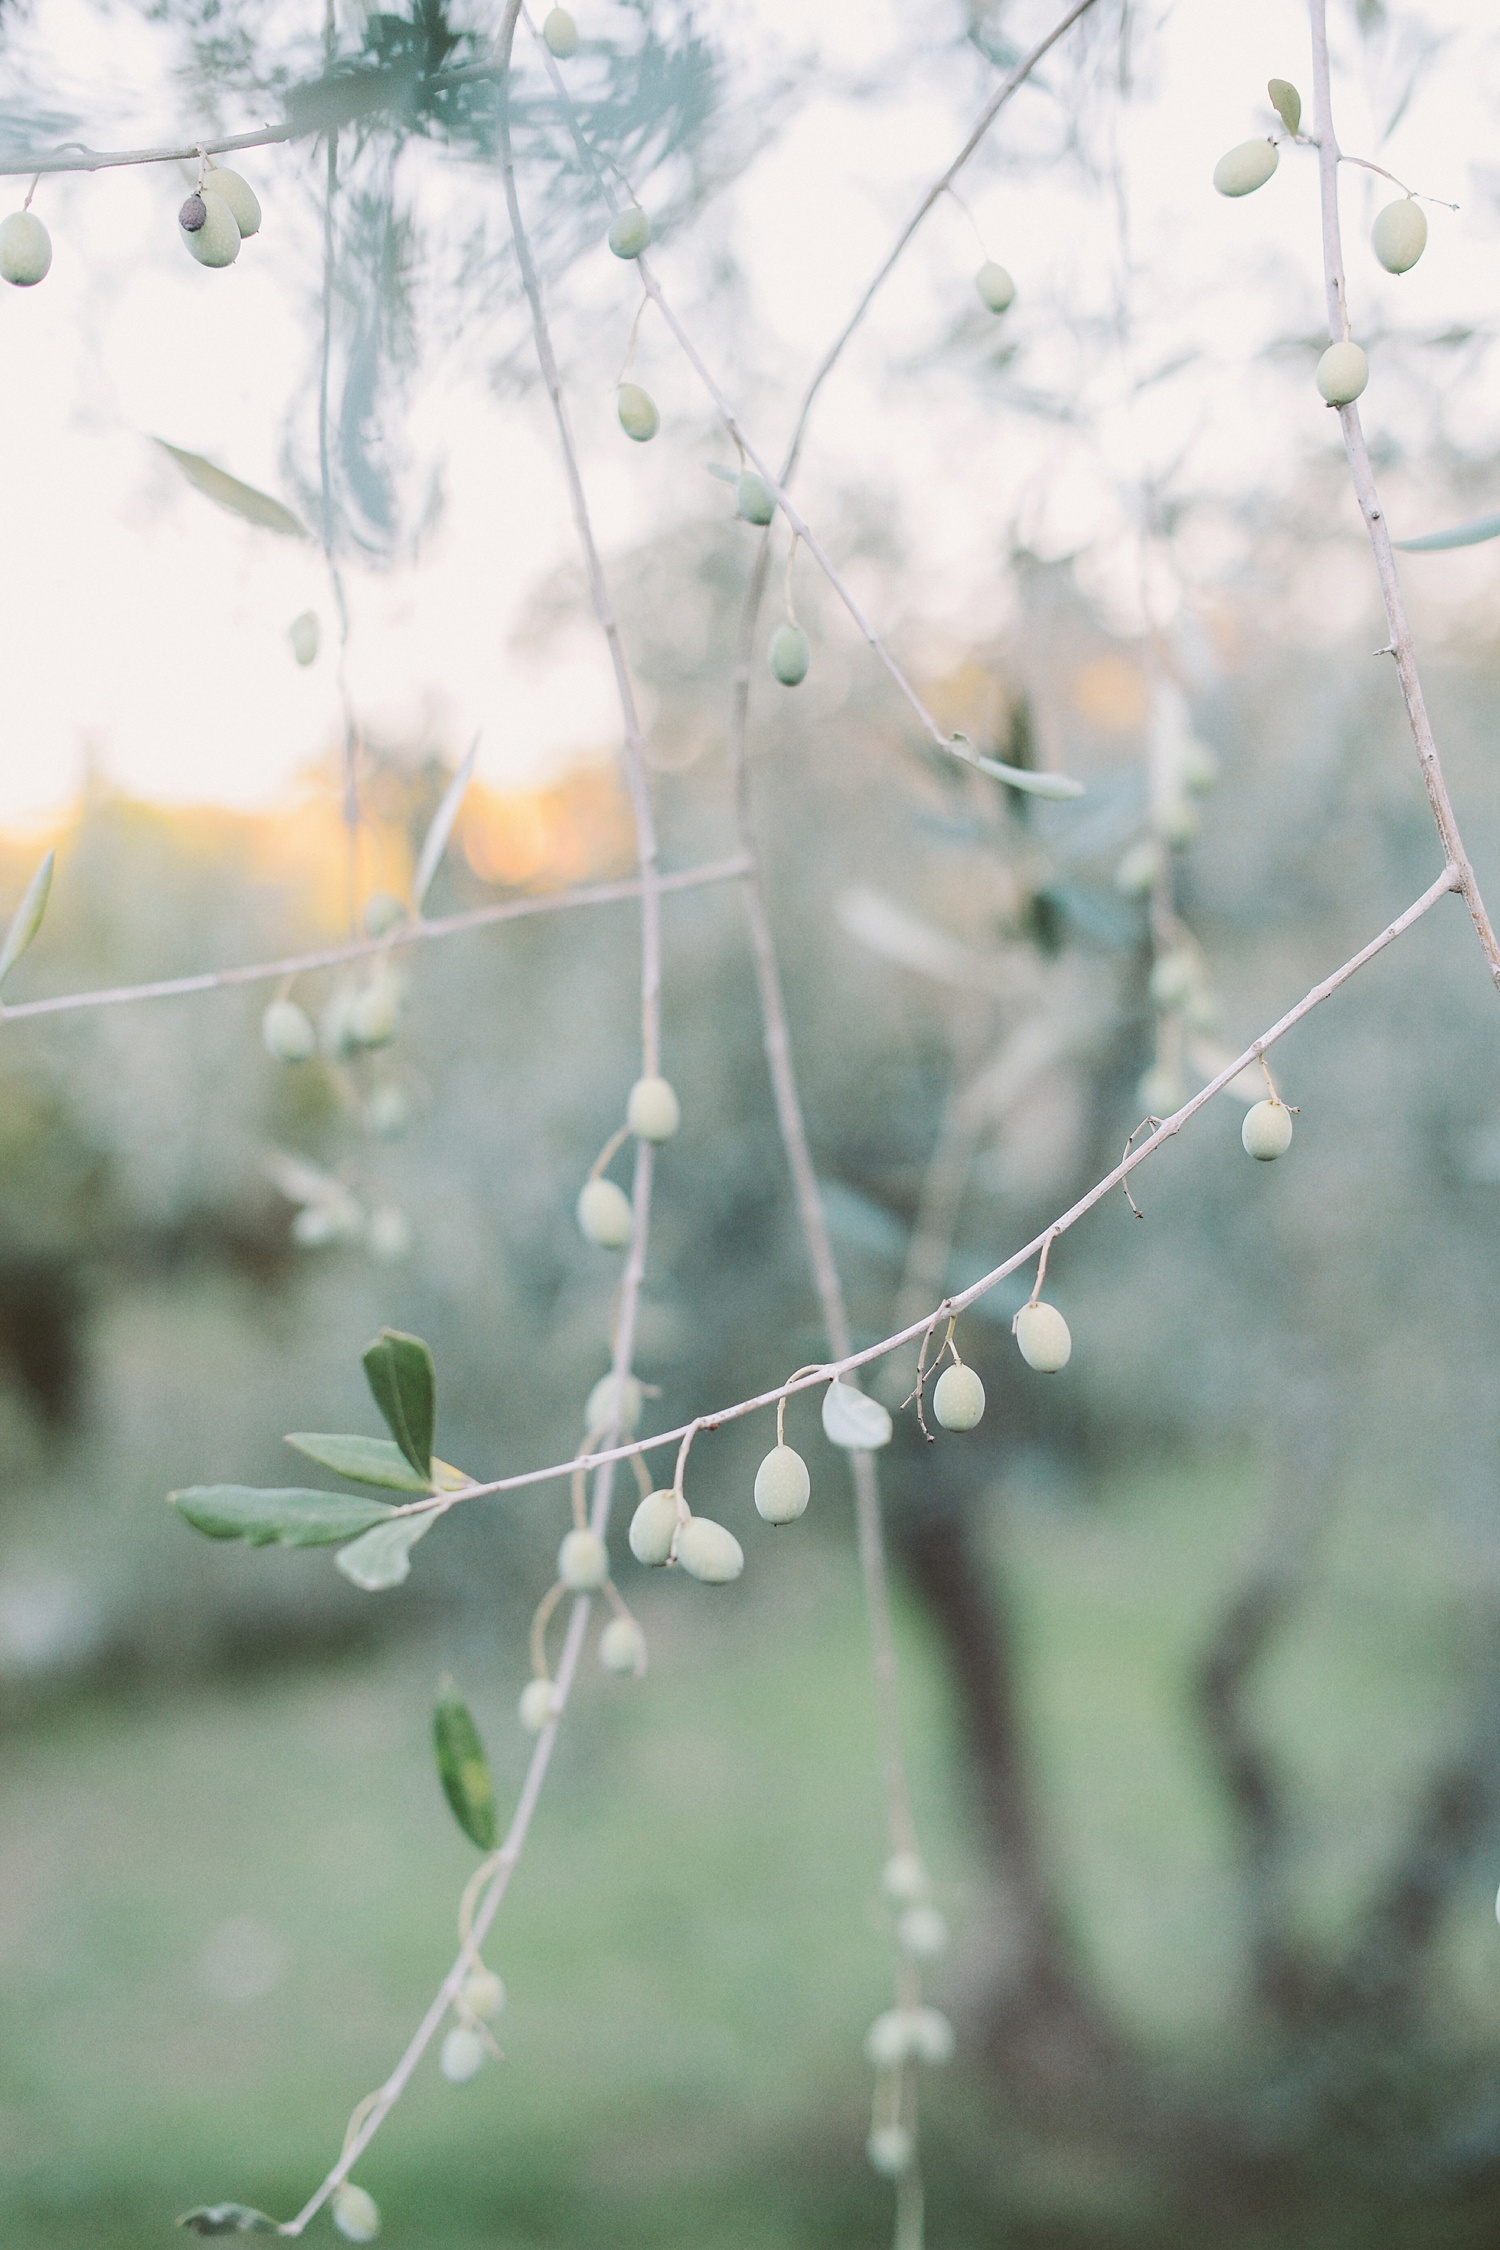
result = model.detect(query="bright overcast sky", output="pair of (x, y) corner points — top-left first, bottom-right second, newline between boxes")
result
(0, 0), (1497, 827)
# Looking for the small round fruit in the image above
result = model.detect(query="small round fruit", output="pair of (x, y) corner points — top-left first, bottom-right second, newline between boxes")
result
(440, 2024), (487, 2082)
(347, 975), (401, 1048)
(289, 609), (320, 666)
(262, 997), (316, 1062)
(933, 1363), (985, 1432)
(558, 1527), (609, 1591)
(363, 890), (404, 937)
(203, 166), (261, 238)
(1014, 1300), (1071, 1373)
(769, 623), (810, 686)
(462, 1967), (506, 2019)
(675, 1516), (744, 1584)
(181, 187), (241, 267)
(974, 259), (1015, 313)
(897, 1903), (950, 1960)
(332, 2182), (381, 2242)
(1316, 340), (1368, 406)
(1213, 138), (1279, 198)
(629, 1488), (679, 1567)
(617, 382), (659, 442)
(627, 1075), (680, 1141)
(365, 1081), (412, 1138)
(1372, 197), (1426, 275)
(735, 470), (776, 525)
(882, 1850), (928, 1904)
(754, 1443), (810, 1525)
(0, 210), (51, 287)
(577, 1177), (634, 1249)
(865, 2010), (907, 2068)
(600, 1615), (646, 1674)
(542, 5), (580, 55)
(906, 2006), (955, 2065)
(608, 205), (652, 259)
(586, 1371), (645, 1437)
(1241, 1097), (1293, 1161)
(1149, 949), (1196, 1011)
(866, 2127), (914, 2178)
(519, 1677), (560, 1732)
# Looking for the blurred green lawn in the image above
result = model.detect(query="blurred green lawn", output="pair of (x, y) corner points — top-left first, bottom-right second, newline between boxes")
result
(2, 1453), (1490, 2249)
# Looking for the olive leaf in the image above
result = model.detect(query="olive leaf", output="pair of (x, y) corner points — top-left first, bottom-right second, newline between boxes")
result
(178, 2206), (281, 2235)
(0, 848), (54, 990)
(361, 1330), (436, 1477)
(171, 1486), (396, 1546)
(434, 1685), (499, 1850)
(155, 439), (309, 538)
(1268, 77), (1301, 134)
(821, 1381), (894, 1451)
(1395, 511), (1500, 552)
(412, 736), (479, 915)
(336, 1512), (437, 1591)
(285, 1432), (433, 1491)
(947, 734), (1084, 799)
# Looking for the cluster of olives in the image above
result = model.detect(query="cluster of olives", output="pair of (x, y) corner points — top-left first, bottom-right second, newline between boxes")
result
(628, 1490), (744, 1582)
(178, 164), (262, 269)
(576, 1074), (681, 1248)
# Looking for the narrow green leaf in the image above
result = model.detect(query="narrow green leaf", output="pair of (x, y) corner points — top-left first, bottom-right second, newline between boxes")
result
(947, 734), (1084, 799)
(1394, 511), (1500, 553)
(170, 1486), (395, 1547)
(361, 1330), (435, 1477)
(0, 849), (54, 990)
(178, 2207), (280, 2236)
(155, 440), (309, 538)
(412, 737), (479, 915)
(336, 1512), (436, 1591)
(434, 1686), (499, 1850)
(285, 1433), (432, 1491)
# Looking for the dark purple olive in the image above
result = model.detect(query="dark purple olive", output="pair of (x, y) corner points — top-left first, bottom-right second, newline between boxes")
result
(179, 193), (207, 233)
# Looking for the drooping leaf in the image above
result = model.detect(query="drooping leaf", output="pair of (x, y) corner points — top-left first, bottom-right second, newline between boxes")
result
(412, 737), (479, 915)
(821, 1381), (894, 1450)
(434, 1686), (499, 1850)
(285, 1432), (432, 1491)
(155, 440), (309, 538)
(178, 2206), (281, 2235)
(0, 849), (54, 990)
(948, 734), (1084, 799)
(1268, 77), (1302, 133)
(336, 1511), (437, 1591)
(1394, 511), (1500, 553)
(361, 1330), (435, 1477)
(170, 1486), (395, 1547)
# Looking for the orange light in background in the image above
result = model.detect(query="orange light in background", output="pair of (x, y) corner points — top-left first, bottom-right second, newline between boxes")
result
(461, 764), (633, 894)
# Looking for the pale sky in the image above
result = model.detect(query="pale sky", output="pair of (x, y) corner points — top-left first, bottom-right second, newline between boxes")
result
(0, 0), (1497, 829)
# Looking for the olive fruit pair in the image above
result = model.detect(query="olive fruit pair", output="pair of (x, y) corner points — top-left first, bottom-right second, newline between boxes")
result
(1242, 1096), (1293, 1160)
(179, 166), (261, 269)
(0, 210), (51, 287)
(628, 1489), (744, 1582)
(1014, 1299), (1071, 1373)
(770, 623), (810, 686)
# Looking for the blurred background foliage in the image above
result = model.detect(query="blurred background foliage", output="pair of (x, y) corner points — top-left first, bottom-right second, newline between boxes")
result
(6, 0), (1500, 2246)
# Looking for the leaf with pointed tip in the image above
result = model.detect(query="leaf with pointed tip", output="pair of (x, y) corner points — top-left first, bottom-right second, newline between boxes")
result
(336, 1511), (437, 1591)
(412, 737), (479, 915)
(434, 1686), (498, 1850)
(178, 2206), (280, 2235)
(171, 1486), (395, 1547)
(1268, 77), (1301, 134)
(1395, 511), (1500, 553)
(0, 849), (54, 990)
(155, 440), (309, 538)
(285, 1433), (432, 1491)
(948, 734), (1084, 799)
(361, 1330), (435, 1476)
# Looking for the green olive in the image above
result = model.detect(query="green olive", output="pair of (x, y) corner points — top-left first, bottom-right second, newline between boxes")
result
(1213, 139), (1279, 198)
(753, 1443), (810, 1524)
(586, 1371), (644, 1437)
(626, 1075), (680, 1141)
(0, 211), (51, 287)
(1372, 198), (1426, 275)
(866, 2128), (914, 2178)
(289, 610), (320, 666)
(462, 1967), (505, 2019)
(628, 1488), (678, 1567)
(1241, 1097), (1293, 1160)
(1316, 340), (1368, 406)
(519, 1677), (560, 1731)
(577, 1177), (634, 1248)
(674, 1516), (744, 1584)
(439, 2025), (487, 2082)
(180, 187), (240, 267)
(607, 206), (652, 259)
(932, 1363), (985, 1431)
(736, 471), (776, 525)
(558, 1528), (609, 1590)
(203, 167), (261, 238)
(1014, 1300), (1071, 1373)
(599, 1615), (646, 1674)
(542, 6), (580, 56)
(974, 260), (1015, 313)
(616, 383), (660, 442)
(332, 2182), (381, 2242)
(881, 1851), (929, 1903)
(261, 997), (316, 1062)
(769, 623), (810, 686)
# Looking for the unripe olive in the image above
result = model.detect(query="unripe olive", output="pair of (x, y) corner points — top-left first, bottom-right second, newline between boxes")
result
(629, 1488), (679, 1566)
(1241, 1097), (1293, 1160)
(882, 1850), (929, 1904)
(542, 6), (580, 55)
(519, 1677), (560, 1731)
(754, 1443), (810, 1524)
(1372, 197), (1426, 275)
(607, 206), (652, 259)
(675, 1515), (744, 1584)
(1114, 839), (1159, 897)
(906, 2006), (955, 2065)
(462, 1967), (506, 2019)
(577, 1176), (634, 1249)
(363, 891), (405, 937)
(866, 2126), (914, 2177)
(1213, 139), (1279, 198)
(599, 1614), (646, 1674)
(559, 1527), (609, 1590)
(1316, 340), (1368, 406)
(933, 1363), (985, 1432)
(974, 259), (1015, 313)
(204, 167), (261, 239)
(617, 382), (659, 442)
(180, 187), (241, 267)
(332, 2182), (381, 2242)
(1149, 949), (1196, 1010)
(769, 623), (810, 686)
(735, 470), (776, 526)
(346, 974), (402, 1048)
(0, 210), (51, 287)
(897, 1903), (950, 1960)
(440, 2024), (487, 2082)
(262, 997), (316, 1062)
(365, 1081), (412, 1138)
(627, 1074), (680, 1141)
(586, 1371), (644, 1437)
(864, 2009), (909, 2068)
(367, 1206), (411, 1262)
(289, 609), (320, 666)
(1014, 1300), (1071, 1373)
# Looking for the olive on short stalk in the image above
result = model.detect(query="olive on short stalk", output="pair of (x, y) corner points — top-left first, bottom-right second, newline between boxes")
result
(261, 997), (316, 1063)
(607, 206), (652, 259)
(1014, 1300), (1071, 1373)
(1241, 1097), (1293, 1160)
(332, 2183), (381, 2242)
(599, 1616), (646, 1674)
(617, 383), (659, 442)
(627, 1075), (680, 1141)
(736, 471), (776, 525)
(1316, 341), (1368, 406)
(542, 6), (579, 55)
(753, 1444), (810, 1524)
(519, 1678), (560, 1731)
(1213, 139), (1278, 197)
(1372, 198), (1426, 274)
(0, 211), (51, 286)
(203, 167), (261, 237)
(675, 1516), (744, 1583)
(932, 1362), (985, 1431)
(769, 624), (810, 686)
(440, 2025), (487, 2082)
(974, 260), (1015, 313)
(577, 1177), (634, 1249)
(558, 1528), (609, 1591)
(462, 1967), (505, 2019)
(629, 1489), (678, 1566)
